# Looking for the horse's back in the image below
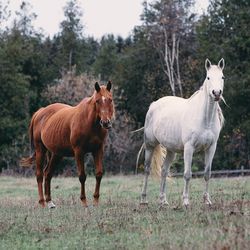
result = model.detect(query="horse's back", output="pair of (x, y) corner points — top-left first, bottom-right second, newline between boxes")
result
(150, 96), (186, 113)
(33, 103), (70, 124)
(144, 96), (187, 150)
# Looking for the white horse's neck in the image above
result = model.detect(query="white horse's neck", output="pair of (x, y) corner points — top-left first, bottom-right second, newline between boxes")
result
(190, 84), (218, 129)
(195, 84), (219, 129)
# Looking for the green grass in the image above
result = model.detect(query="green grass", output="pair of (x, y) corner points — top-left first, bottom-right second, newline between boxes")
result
(0, 175), (249, 250)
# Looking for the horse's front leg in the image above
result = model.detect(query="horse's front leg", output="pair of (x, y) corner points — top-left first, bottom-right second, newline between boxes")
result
(204, 143), (217, 206)
(75, 148), (88, 207)
(183, 143), (194, 207)
(92, 147), (104, 206)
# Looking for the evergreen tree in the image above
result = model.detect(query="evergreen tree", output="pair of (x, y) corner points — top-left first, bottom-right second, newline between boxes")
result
(55, 0), (85, 72)
(114, 28), (166, 123)
(92, 35), (118, 81)
(0, 1), (49, 170)
(0, 31), (30, 170)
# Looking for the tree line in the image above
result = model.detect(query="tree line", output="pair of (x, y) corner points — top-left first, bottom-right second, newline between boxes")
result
(0, 0), (249, 175)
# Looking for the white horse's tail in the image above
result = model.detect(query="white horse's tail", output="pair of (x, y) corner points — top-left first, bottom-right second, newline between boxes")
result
(151, 144), (166, 178)
(130, 126), (144, 134)
(136, 143), (166, 178)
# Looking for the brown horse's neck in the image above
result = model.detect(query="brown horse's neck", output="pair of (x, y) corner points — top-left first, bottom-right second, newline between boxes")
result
(77, 96), (101, 129)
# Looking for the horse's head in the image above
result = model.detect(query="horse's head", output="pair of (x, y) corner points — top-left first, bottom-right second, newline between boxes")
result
(94, 81), (114, 129)
(205, 58), (225, 102)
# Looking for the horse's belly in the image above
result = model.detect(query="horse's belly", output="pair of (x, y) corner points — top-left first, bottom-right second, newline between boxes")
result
(155, 131), (183, 152)
(45, 142), (74, 156)
(56, 147), (74, 157)
(162, 141), (184, 152)
(154, 120), (183, 151)
(41, 129), (73, 156)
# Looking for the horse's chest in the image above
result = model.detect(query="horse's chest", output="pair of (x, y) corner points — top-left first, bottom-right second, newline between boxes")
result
(82, 135), (105, 152)
(89, 136), (102, 146)
(193, 129), (215, 150)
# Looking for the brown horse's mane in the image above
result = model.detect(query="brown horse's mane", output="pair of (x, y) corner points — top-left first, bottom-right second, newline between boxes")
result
(76, 85), (112, 106)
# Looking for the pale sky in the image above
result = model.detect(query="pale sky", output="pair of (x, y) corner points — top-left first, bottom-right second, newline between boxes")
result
(4, 0), (209, 39)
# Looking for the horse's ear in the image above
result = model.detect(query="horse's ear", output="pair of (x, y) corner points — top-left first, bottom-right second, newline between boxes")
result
(205, 58), (211, 71)
(218, 58), (225, 70)
(107, 80), (112, 91)
(95, 82), (101, 92)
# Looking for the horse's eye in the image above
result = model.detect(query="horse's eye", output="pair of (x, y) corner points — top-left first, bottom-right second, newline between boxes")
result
(207, 77), (210, 80)
(222, 76), (225, 80)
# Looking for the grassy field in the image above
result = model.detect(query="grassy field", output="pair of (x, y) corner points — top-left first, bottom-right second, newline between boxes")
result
(0, 175), (249, 250)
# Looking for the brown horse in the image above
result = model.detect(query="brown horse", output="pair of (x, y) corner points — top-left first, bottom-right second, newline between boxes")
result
(20, 81), (114, 208)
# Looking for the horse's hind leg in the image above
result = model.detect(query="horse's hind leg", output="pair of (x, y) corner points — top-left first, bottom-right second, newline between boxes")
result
(140, 145), (154, 205)
(35, 145), (46, 207)
(203, 144), (217, 205)
(159, 151), (176, 206)
(44, 153), (61, 208)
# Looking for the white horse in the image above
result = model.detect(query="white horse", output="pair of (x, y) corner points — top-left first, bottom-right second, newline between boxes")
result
(138, 58), (225, 207)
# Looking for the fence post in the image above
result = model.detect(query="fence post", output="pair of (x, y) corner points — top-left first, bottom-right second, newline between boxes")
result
(241, 165), (244, 177)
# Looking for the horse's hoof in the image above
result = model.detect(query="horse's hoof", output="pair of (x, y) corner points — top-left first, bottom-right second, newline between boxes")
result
(47, 201), (56, 209)
(93, 199), (99, 207)
(81, 200), (88, 208)
(204, 199), (212, 206)
(205, 201), (212, 207)
(39, 200), (46, 207)
(203, 193), (212, 206)
(183, 199), (189, 208)
(140, 200), (149, 206)
(159, 200), (169, 207)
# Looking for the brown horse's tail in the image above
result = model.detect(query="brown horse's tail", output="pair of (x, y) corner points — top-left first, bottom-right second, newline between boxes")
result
(19, 155), (35, 167)
(19, 114), (36, 168)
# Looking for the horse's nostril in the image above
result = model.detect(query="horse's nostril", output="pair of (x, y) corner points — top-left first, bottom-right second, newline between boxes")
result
(100, 119), (112, 129)
(212, 90), (221, 96)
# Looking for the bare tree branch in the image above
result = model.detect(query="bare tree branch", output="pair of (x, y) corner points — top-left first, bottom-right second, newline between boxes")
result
(143, 0), (194, 97)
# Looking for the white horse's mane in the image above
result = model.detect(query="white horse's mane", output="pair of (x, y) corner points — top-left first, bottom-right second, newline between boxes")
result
(217, 105), (225, 127)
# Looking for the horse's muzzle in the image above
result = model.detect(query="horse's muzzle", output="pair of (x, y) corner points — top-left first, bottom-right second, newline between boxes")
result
(212, 90), (222, 101)
(100, 120), (112, 129)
